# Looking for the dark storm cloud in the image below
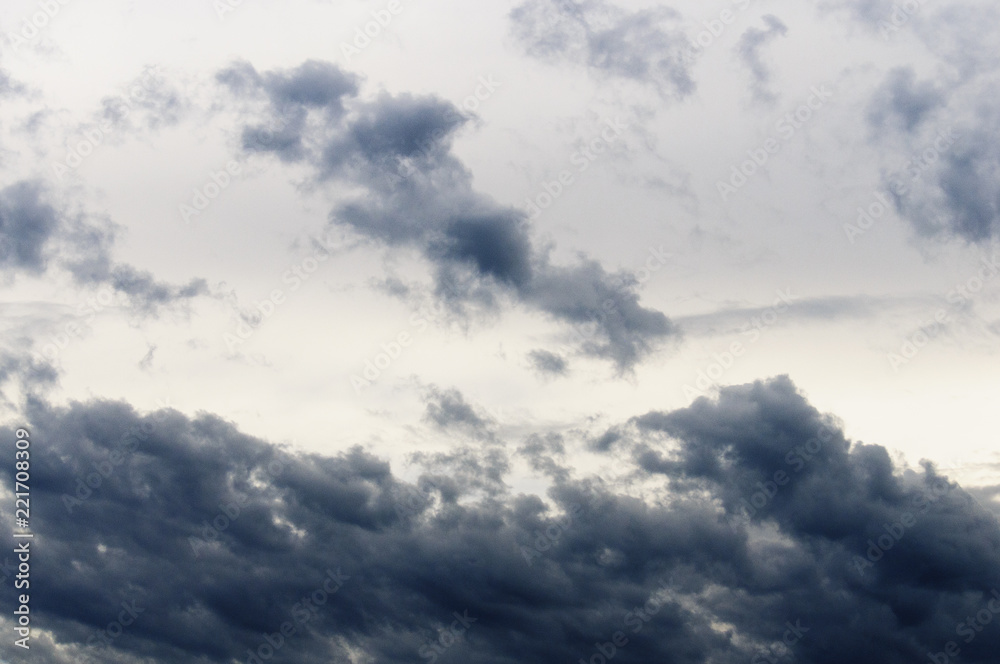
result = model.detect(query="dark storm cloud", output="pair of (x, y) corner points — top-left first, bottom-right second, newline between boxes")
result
(528, 348), (568, 376)
(736, 15), (788, 104)
(0, 180), (208, 312)
(1, 379), (998, 663)
(509, 0), (695, 98)
(219, 60), (677, 369)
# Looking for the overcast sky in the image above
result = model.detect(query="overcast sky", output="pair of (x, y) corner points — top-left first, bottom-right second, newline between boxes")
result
(0, 0), (999, 662)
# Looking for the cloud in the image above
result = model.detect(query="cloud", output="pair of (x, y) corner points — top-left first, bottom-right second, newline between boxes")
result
(509, 0), (695, 98)
(218, 60), (677, 370)
(847, 4), (1000, 243)
(0, 180), (208, 314)
(423, 386), (493, 431)
(736, 15), (789, 104)
(1, 377), (998, 662)
(867, 67), (946, 134)
(528, 349), (568, 376)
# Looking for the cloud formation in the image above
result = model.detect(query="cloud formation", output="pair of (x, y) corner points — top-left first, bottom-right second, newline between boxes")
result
(736, 15), (789, 104)
(218, 59), (676, 370)
(0, 180), (208, 313)
(1, 377), (998, 663)
(509, 0), (696, 98)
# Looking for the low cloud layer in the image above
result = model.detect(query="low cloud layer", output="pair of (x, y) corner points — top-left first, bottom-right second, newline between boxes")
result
(2, 377), (998, 662)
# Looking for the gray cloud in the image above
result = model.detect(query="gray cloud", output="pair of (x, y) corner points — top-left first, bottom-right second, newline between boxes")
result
(0, 180), (208, 313)
(736, 15), (789, 104)
(867, 68), (946, 135)
(2, 377), (998, 662)
(219, 60), (677, 370)
(528, 349), (568, 376)
(509, 0), (695, 98)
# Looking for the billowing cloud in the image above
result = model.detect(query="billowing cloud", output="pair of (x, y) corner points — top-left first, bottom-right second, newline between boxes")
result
(218, 60), (676, 370)
(2, 377), (998, 663)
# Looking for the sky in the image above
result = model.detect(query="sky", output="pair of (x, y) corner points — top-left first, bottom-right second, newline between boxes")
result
(0, 0), (999, 662)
